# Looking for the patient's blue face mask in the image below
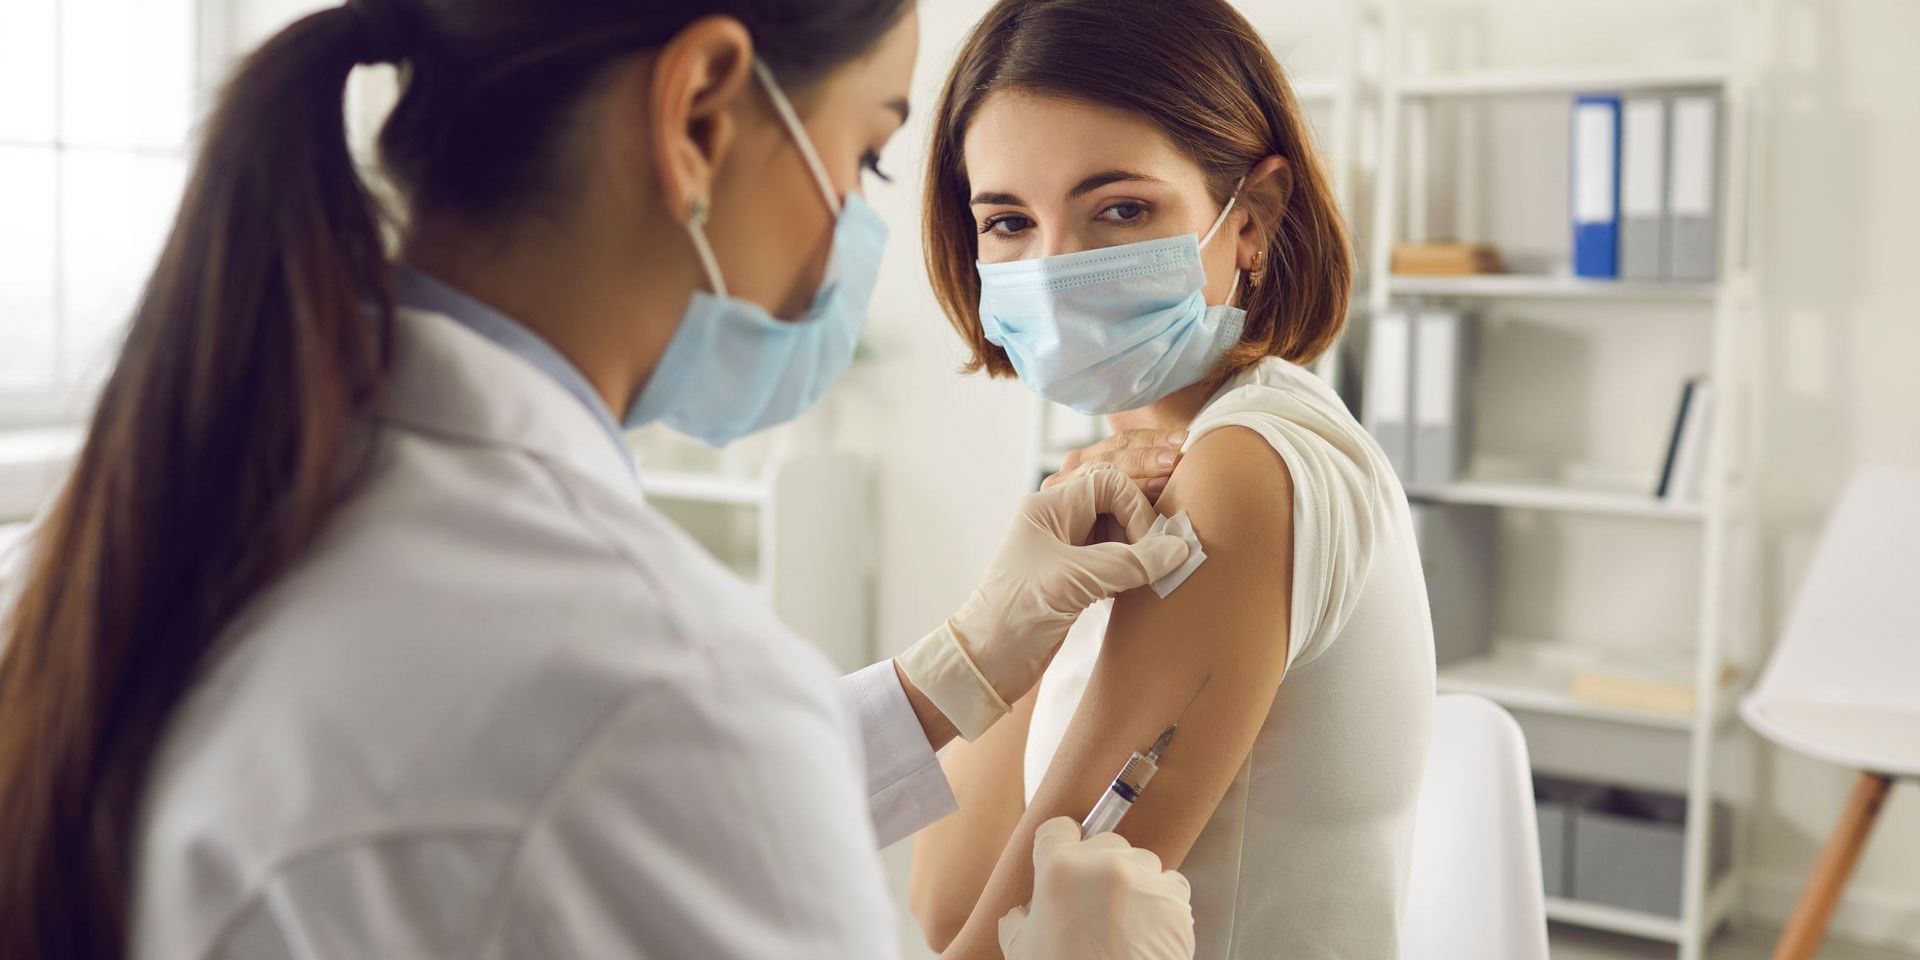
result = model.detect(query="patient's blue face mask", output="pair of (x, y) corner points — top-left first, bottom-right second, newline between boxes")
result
(626, 61), (888, 446)
(976, 182), (1247, 416)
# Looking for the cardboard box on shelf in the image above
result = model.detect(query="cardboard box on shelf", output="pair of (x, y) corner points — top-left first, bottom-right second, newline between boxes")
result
(1390, 241), (1503, 276)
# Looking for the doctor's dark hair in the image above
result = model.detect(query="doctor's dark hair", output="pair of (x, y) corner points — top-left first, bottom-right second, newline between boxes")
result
(0, 1), (911, 957)
(924, 0), (1352, 378)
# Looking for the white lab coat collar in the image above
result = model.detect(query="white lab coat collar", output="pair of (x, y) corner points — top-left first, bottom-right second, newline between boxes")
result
(379, 307), (640, 499)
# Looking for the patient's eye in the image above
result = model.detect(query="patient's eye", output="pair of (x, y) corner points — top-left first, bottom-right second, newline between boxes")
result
(1097, 201), (1148, 225)
(862, 149), (893, 184)
(979, 213), (1033, 237)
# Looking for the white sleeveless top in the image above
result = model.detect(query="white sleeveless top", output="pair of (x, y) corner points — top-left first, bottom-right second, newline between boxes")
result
(1024, 357), (1436, 958)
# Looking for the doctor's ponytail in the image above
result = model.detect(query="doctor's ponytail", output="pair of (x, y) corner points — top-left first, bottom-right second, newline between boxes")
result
(0, 7), (398, 956)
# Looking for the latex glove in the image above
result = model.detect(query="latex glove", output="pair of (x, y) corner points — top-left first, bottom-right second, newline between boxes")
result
(998, 817), (1196, 960)
(897, 463), (1189, 739)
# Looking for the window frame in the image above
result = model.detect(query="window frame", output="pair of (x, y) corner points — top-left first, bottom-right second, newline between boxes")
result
(0, 0), (230, 518)
(0, 0), (225, 432)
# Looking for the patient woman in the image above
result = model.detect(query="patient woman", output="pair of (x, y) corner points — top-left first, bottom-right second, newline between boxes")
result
(909, 1), (1436, 956)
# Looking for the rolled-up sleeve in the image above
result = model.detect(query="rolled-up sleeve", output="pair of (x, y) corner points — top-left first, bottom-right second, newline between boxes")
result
(842, 661), (958, 847)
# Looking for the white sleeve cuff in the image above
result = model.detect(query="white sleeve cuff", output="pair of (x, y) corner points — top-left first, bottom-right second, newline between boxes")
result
(842, 660), (958, 847)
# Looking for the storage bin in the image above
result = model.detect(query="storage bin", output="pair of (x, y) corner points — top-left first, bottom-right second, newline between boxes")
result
(1570, 788), (1731, 918)
(1533, 776), (1605, 899)
(1536, 802), (1569, 898)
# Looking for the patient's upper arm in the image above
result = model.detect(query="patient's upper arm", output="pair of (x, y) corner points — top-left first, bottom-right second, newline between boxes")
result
(1029, 423), (1294, 869)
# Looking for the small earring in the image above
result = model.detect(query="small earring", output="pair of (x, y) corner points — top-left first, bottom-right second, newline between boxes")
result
(1249, 250), (1267, 289)
(688, 195), (710, 228)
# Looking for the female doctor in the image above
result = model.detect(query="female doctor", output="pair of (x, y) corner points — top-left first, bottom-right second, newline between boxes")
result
(0, 1), (1200, 958)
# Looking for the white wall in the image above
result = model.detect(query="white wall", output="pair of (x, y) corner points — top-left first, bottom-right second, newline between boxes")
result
(1744, 0), (1920, 946)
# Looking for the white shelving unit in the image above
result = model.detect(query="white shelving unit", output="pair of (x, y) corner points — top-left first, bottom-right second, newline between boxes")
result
(638, 469), (768, 507)
(1368, 2), (1766, 956)
(1432, 641), (1739, 732)
(1409, 480), (1707, 522)
(634, 443), (874, 673)
(1395, 63), (1732, 98)
(1385, 273), (1717, 302)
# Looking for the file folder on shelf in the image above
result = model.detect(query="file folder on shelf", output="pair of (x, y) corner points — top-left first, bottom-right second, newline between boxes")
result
(1668, 380), (1715, 502)
(1656, 377), (1715, 503)
(1412, 504), (1496, 668)
(1363, 311), (1414, 480)
(1571, 94), (1622, 279)
(1667, 94), (1721, 282)
(1619, 95), (1669, 282)
(1413, 309), (1472, 490)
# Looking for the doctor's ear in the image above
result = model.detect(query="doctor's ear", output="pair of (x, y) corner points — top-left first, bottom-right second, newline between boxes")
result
(645, 16), (755, 225)
(1234, 155), (1293, 277)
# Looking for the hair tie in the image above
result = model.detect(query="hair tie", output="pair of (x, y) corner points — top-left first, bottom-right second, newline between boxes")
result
(345, 0), (413, 65)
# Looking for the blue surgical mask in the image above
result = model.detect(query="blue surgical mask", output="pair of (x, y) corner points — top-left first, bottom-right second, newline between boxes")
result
(626, 60), (888, 446)
(976, 184), (1247, 415)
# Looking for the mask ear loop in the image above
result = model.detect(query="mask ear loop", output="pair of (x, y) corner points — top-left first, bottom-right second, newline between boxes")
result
(1203, 175), (1249, 307)
(685, 62), (843, 303)
(752, 59), (844, 217)
(1199, 175), (1249, 248)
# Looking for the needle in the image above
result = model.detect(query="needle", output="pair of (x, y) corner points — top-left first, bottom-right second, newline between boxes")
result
(1146, 673), (1212, 762)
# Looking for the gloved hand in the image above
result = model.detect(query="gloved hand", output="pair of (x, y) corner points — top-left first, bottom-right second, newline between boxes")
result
(998, 817), (1196, 960)
(897, 463), (1189, 739)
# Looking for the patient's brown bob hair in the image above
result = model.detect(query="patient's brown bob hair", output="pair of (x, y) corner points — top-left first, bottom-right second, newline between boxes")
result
(924, 0), (1352, 379)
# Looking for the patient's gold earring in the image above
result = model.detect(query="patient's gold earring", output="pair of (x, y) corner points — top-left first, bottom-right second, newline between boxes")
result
(1249, 249), (1268, 289)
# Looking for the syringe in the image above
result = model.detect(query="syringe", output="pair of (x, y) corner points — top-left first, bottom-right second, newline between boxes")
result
(1079, 722), (1178, 838)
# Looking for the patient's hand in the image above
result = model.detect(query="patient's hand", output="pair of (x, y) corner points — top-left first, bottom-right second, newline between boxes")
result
(1048, 429), (1185, 543)
(1047, 429), (1186, 511)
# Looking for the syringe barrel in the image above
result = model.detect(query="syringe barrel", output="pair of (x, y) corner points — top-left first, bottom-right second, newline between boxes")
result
(1080, 789), (1131, 837)
(1079, 751), (1159, 837)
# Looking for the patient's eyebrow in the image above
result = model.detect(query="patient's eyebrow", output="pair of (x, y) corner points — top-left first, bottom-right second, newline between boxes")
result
(971, 169), (1162, 207)
(1068, 169), (1163, 199)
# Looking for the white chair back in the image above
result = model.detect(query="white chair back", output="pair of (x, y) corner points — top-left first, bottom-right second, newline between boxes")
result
(1741, 467), (1920, 777)
(1399, 694), (1550, 960)
(1748, 467), (1920, 712)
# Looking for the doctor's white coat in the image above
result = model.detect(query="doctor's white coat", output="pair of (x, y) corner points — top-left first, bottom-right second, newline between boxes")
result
(131, 308), (950, 959)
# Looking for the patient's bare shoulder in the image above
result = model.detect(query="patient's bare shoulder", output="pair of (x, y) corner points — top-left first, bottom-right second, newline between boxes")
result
(1156, 424), (1294, 580)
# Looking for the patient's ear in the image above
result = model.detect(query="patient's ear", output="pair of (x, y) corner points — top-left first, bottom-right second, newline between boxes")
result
(1234, 154), (1292, 272)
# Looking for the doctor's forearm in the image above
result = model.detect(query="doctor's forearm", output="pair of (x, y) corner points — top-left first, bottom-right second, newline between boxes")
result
(894, 660), (960, 752)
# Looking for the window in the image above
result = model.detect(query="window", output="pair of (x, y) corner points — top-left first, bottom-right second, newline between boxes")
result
(0, 0), (198, 427)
